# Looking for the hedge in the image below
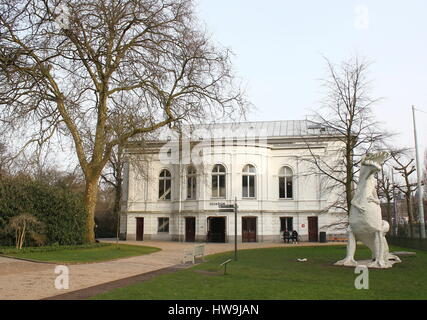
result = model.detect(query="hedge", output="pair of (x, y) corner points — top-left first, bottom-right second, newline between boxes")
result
(0, 177), (87, 246)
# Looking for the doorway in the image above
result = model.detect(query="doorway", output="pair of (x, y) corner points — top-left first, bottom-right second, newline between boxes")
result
(136, 218), (144, 241)
(242, 217), (257, 242)
(207, 217), (226, 242)
(185, 217), (196, 242)
(308, 216), (318, 242)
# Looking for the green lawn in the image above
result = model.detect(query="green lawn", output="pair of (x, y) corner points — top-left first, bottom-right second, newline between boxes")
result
(92, 245), (427, 300)
(0, 243), (160, 264)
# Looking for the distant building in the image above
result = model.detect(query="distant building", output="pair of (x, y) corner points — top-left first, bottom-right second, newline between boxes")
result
(120, 120), (347, 243)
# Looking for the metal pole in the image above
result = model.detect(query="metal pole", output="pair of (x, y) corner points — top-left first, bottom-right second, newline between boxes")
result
(234, 196), (238, 261)
(412, 106), (426, 238)
(177, 122), (183, 242)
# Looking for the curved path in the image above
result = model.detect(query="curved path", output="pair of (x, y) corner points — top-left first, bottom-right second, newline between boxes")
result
(0, 240), (343, 300)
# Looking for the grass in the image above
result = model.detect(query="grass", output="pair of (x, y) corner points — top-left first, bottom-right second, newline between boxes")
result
(92, 245), (427, 300)
(0, 243), (160, 264)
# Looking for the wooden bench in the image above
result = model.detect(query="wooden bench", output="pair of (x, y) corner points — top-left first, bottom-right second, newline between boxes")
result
(182, 244), (205, 264)
(328, 236), (347, 242)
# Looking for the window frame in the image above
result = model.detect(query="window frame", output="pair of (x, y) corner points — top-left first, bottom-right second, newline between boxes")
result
(279, 166), (294, 200)
(211, 164), (226, 199)
(242, 164), (256, 199)
(157, 217), (170, 233)
(186, 166), (197, 200)
(159, 169), (172, 201)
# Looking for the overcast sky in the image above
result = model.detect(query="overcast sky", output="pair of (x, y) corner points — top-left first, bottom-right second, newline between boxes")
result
(197, 0), (427, 167)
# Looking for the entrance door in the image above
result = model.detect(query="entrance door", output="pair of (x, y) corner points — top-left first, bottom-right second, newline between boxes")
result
(308, 216), (318, 242)
(185, 217), (196, 242)
(207, 217), (226, 242)
(136, 218), (144, 241)
(242, 217), (257, 242)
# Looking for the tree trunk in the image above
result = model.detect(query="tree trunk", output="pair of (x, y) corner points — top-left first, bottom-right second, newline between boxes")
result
(114, 178), (122, 242)
(386, 199), (393, 227)
(84, 177), (100, 243)
(406, 195), (414, 237)
(114, 144), (124, 243)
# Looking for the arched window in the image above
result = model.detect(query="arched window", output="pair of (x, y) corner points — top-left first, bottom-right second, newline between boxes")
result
(187, 166), (197, 200)
(242, 164), (256, 198)
(212, 164), (226, 198)
(159, 169), (171, 200)
(279, 166), (293, 199)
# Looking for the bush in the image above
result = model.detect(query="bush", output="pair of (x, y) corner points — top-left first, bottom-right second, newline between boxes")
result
(0, 243), (108, 255)
(0, 177), (87, 246)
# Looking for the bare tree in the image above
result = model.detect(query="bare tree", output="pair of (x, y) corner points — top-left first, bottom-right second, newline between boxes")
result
(0, 0), (246, 242)
(377, 166), (394, 227)
(100, 143), (124, 242)
(306, 56), (389, 216)
(0, 143), (10, 177)
(376, 148), (409, 228)
(392, 153), (418, 237)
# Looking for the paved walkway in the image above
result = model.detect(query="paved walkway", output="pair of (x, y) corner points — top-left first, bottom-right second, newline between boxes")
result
(0, 240), (344, 300)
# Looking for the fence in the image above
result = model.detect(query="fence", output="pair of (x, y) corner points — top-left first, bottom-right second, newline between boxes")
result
(386, 222), (427, 251)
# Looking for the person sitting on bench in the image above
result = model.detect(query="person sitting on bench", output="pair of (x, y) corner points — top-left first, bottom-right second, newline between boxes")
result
(283, 229), (290, 243)
(291, 230), (299, 244)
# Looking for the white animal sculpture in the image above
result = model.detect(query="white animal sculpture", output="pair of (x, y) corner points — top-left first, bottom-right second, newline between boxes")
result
(335, 151), (401, 269)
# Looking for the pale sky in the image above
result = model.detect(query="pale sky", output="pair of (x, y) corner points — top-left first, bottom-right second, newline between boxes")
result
(197, 0), (427, 166)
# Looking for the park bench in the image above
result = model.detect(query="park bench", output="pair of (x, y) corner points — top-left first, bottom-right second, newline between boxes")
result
(328, 236), (347, 242)
(220, 259), (232, 275)
(182, 244), (205, 264)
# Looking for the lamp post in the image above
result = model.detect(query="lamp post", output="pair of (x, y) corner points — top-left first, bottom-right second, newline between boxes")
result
(234, 196), (238, 261)
(412, 106), (426, 238)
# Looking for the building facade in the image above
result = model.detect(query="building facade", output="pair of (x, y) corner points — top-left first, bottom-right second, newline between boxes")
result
(120, 120), (347, 243)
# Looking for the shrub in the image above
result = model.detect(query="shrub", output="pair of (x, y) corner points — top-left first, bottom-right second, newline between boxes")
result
(8, 213), (45, 249)
(0, 177), (87, 246)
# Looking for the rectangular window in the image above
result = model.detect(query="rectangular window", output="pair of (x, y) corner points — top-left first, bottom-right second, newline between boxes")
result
(279, 177), (293, 199)
(158, 218), (169, 233)
(212, 175), (226, 198)
(280, 217), (293, 231)
(187, 176), (196, 199)
(159, 179), (171, 200)
(242, 175), (256, 198)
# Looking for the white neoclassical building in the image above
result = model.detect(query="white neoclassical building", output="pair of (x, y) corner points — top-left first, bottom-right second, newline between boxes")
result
(120, 120), (347, 243)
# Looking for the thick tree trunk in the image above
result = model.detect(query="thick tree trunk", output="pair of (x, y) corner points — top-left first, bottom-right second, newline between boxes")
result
(84, 177), (100, 243)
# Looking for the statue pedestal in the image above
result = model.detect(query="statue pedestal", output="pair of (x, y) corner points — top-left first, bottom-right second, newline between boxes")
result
(334, 259), (401, 269)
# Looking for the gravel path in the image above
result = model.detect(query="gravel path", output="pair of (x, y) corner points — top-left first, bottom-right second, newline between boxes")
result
(0, 240), (344, 300)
